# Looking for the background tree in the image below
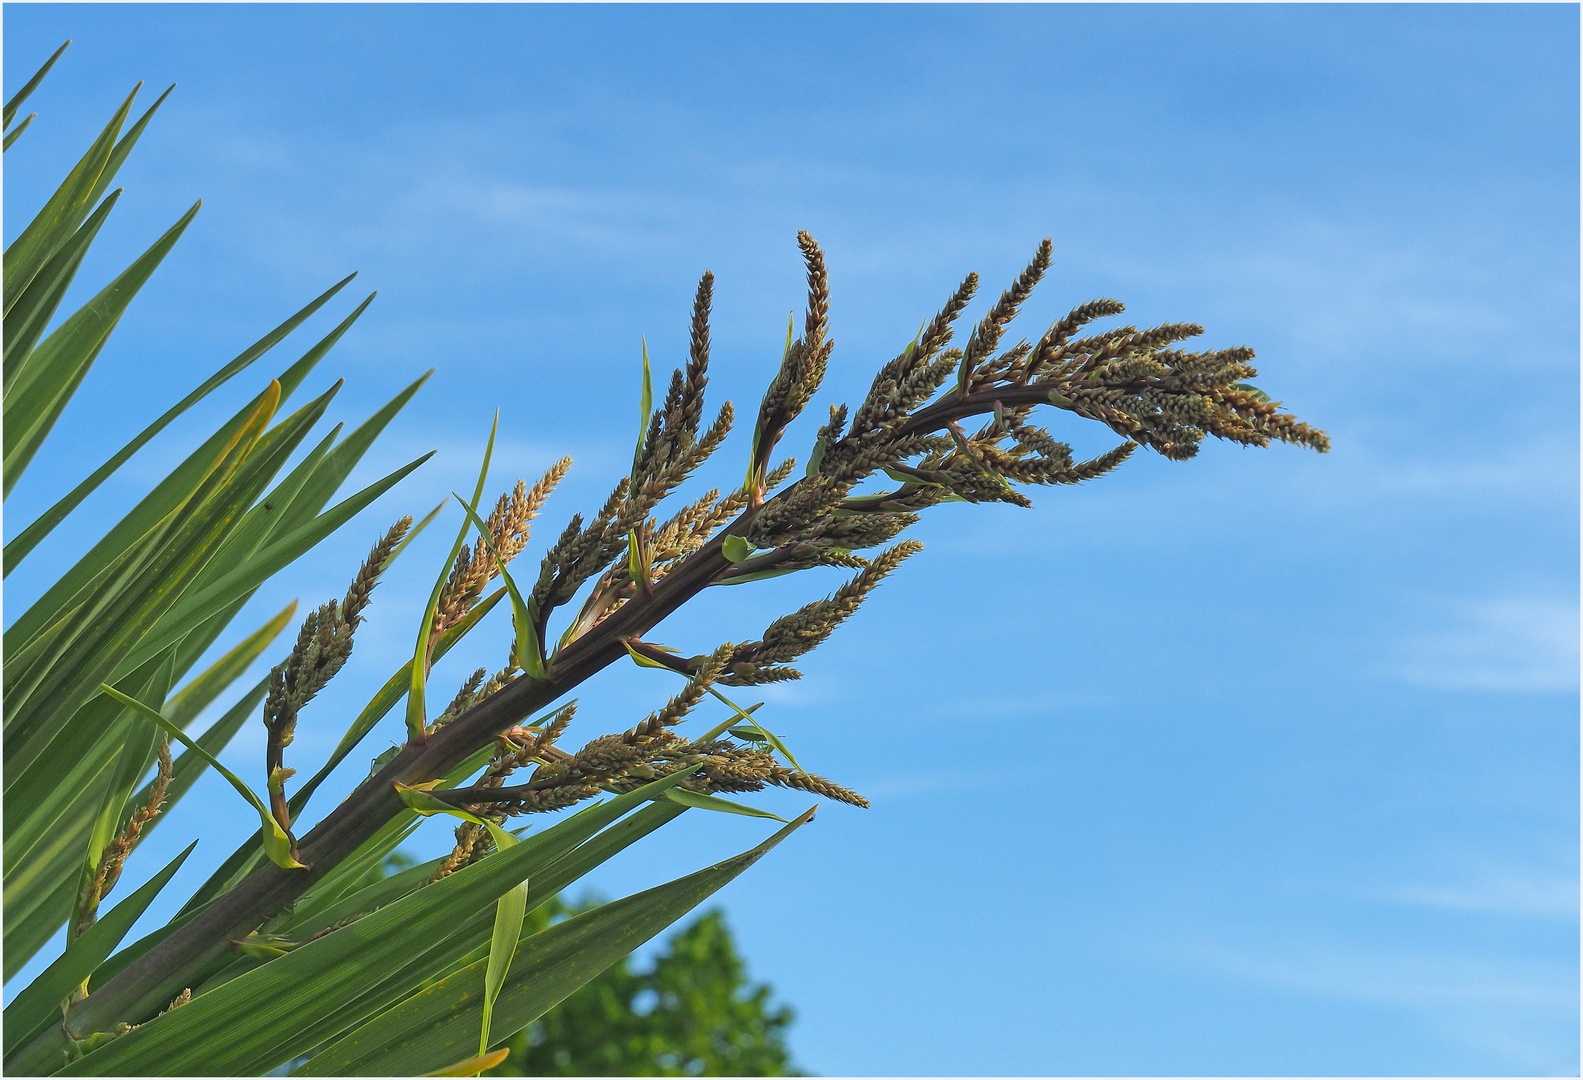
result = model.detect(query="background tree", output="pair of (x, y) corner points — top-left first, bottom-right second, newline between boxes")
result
(489, 900), (800, 1078)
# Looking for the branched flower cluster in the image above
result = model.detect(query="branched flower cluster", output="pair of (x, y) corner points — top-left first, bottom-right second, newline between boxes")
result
(436, 645), (867, 821)
(427, 461), (570, 671)
(436, 234), (1326, 829)
(743, 239), (1325, 560)
(72, 740), (172, 940)
(39, 230), (1332, 1046)
(263, 517), (409, 830)
(531, 274), (744, 650)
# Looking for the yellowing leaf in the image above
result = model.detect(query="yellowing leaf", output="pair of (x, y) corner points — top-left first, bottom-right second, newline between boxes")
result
(420, 1048), (510, 1076)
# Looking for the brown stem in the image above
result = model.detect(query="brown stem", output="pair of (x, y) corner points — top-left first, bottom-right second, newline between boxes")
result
(51, 388), (1017, 1046)
(56, 526), (747, 1044)
(897, 379), (1070, 439)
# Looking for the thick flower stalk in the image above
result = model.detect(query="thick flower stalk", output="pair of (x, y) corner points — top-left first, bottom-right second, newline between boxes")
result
(42, 233), (1327, 1057)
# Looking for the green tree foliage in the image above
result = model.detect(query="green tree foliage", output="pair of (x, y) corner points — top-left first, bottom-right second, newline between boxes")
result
(490, 901), (799, 1077)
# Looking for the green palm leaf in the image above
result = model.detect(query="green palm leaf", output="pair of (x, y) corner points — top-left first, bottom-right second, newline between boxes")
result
(52, 773), (695, 1076)
(295, 809), (814, 1076)
(4, 199), (201, 493)
(2, 842), (195, 1058)
(3, 40), (69, 131)
(3, 274), (360, 575)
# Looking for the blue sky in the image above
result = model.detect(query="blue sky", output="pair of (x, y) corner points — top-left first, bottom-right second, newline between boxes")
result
(4, 4), (1577, 1075)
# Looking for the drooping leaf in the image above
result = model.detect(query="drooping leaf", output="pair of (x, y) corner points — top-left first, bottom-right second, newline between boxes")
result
(106, 608), (290, 859)
(131, 675), (270, 846)
(72, 653), (176, 937)
(98, 685), (304, 870)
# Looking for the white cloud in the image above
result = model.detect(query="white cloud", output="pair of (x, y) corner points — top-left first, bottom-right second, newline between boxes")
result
(1185, 939), (1574, 1009)
(1347, 849), (1581, 918)
(1391, 594), (1579, 692)
(1175, 938), (1580, 1074)
(1383, 873), (1579, 918)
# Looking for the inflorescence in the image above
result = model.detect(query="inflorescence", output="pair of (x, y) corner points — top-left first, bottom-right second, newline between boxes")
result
(263, 231), (1326, 877)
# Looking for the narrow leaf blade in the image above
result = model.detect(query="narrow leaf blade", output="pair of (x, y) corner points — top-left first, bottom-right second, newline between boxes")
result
(663, 787), (788, 821)
(3, 40), (69, 130)
(2, 842), (194, 1059)
(3, 275), (360, 574)
(409, 414), (496, 739)
(295, 809), (815, 1076)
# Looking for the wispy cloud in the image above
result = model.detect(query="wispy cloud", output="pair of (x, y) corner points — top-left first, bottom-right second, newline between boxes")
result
(1390, 594), (1579, 692)
(1184, 938), (1576, 1009)
(1382, 873), (1579, 918)
(1173, 937), (1580, 1074)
